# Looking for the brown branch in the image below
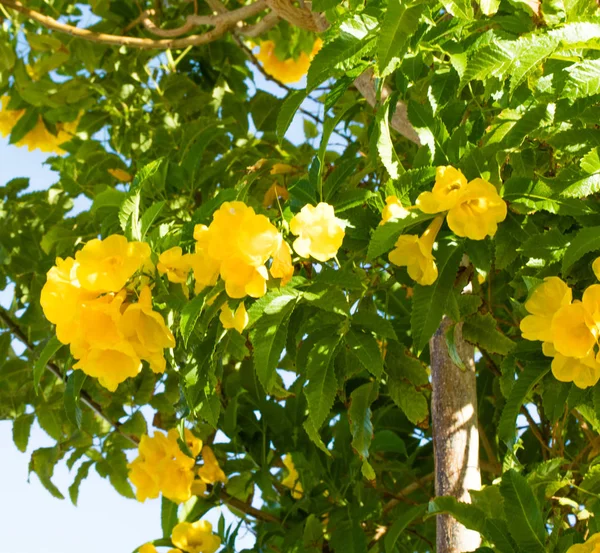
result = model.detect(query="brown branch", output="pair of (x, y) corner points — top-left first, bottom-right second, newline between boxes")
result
(219, 489), (282, 524)
(265, 0), (323, 31)
(0, 0), (268, 50)
(521, 406), (551, 454)
(0, 305), (138, 446)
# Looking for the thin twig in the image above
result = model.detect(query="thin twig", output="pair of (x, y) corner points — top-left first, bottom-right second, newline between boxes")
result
(521, 406), (551, 454)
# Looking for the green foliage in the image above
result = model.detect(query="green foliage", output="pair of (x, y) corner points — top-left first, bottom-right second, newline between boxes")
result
(2, 0), (600, 550)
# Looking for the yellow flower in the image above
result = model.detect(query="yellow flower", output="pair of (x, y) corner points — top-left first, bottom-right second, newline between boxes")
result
(190, 225), (221, 294)
(256, 39), (323, 84)
(128, 429), (202, 504)
(445, 178), (507, 240)
(388, 215), (443, 286)
(219, 302), (248, 334)
(76, 234), (151, 293)
(108, 168), (133, 182)
(158, 247), (193, 284)
(139, 543), (158, 553)
(290, 203), (345, 262)
(380, 196), (411, 225)
(0, 96), (24, 137)
(593, 257), (600, 281)
(270, 163), (295, 175)
(416, 166), (468, 213)
(171, 520), (221, 553)
(567, 532), (600, 553)
(520, 277), (572, 343)
(120, 286), (176, 373)
(263, 183), (289, 208)
(281, 454), (303, 499)
(551, 301), (597, 359)
(552, 350), (600, 389)
(197, 446), (227, 484)
(270, 239), (294, 285)
(40, 256), (96, 344)
(73, 340), (142, 392)
(191, 480), (208, 496)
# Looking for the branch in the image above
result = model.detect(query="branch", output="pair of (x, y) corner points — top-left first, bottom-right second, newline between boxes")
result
(0, 0), (268, 50)
(219, 489), (282, 524)
(0, 306), (138, 446)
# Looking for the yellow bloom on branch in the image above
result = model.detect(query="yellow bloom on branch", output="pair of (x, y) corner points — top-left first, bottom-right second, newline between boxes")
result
(380, 195), (411, 225)
(171, 520), (221, 553)
(520, 277), (572, 343)
(270, 239), (294, 285)
(281, 454), (303, 499)
(219, 302), (248, 334)
(75, 234), (151, 293)
(197, 446), (227, 484)
(139, 544), (158, 553)
(157, 247), (193, 284)
(388, 215), (444, 286)
(567, 532), (600, 553)
(551, 301), (597, 359)
(290, 202), (345, 262)
(256, 39), (323, 84)
(416, 166), (468, 213)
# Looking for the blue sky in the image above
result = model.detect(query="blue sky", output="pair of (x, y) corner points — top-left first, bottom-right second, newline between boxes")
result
(0, 64), (313, 553)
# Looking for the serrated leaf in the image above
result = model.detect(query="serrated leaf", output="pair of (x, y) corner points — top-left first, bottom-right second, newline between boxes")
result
(352, 311), (397, 340)
(411, 243), (464, 354)
(33, 336), (62, 392)
(441, 0), (474, 19)
(303, 418), (332, 456)
(64, 370), (86, 429)
(563, 60), (600, 99)
(250, 294), (297, 393)
(562, 226), (600, 273)
(12, 414), (34, 453)
(376, 99), (403, 179)
(180, 293), (206, 347)
(349, 382), (377, 460)
(329, 520), (367, 553)
(498, 363), (550, 445)
(478, 0), (501, 15)
(388, 379), (428, 425)
(140, 201), (165, 240)
(384, 504), (427, 553)
(305, 335), (341, 429)
(29, 447), (65, 499)
(462, 313), (515, 355)
(500, 470), (546, 553)
(276, 89), (307, 144)
(118, 192), (141, 240)
(367, 211), (435, 260)
(345, 329), (383, 378)
(9, 109), (39, 145)
(304, 514), (324, 552)
(427, 496), (487, 533)
(69, 460), (93, 505)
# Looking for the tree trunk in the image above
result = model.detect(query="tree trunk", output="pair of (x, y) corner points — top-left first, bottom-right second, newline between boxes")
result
(430, 317), (481, 553)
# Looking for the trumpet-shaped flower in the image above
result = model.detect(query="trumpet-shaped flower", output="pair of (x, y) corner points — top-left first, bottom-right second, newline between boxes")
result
(76, 234), (151, 293)
(388, 216), (443, 286)
(380, 196), (410, 225)
(219, 303), (248, 334)
(171, 520), (221, 553)
(290, 203), (345, 262)
(416, 166), (468, 213)
(256, 39), (322, 84)
(197, 446), (227, 484)
(158, 247), (193, 284)
(551, 301), (597, 359)
(551, 350), (600, 389)
(520, 277), (573, 343)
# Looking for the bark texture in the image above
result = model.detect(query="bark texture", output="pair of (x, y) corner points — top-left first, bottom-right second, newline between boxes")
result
(430, 317), (481, 553)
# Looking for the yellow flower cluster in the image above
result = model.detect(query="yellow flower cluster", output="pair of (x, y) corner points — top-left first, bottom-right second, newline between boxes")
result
(0, 96), (78, 155)
(382, 166), (507, 286)
(256, 39), (323, 84)
(566, 532), (600, 553)
(520, 276), (600, 388)
(281, 454), (303, 499)
(191, 201), (294, 299)
(128, 429), (226, 504)
(40, 235), (175, 391)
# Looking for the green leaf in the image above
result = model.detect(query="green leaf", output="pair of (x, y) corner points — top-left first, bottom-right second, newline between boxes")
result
(305, 335), (341, 429)
(250, 293), (297, 393)
(140, 201), (165, 240)
(69, 460), (93, 505)
(500, 470), (546, 553)
(462, 313), (516, 355)
(64, 370), (86, 429)
(180, 293), (206, 347)
(385, 504), (427, 553)
(349, 382), (377, 460)
(276, 89), (307, 144)
(411, 243), (464, 354)
(441, 0), (474, 19)
(352, 311), (397, 340)
(509, 35), (557, 93)
(161, 497), (179, 537)
(29, 447), (65, 499)
(377, 1), (425, 77)
(563, 226), (600, 273)
(303, 418), (332, 456)
(563, 60), (600, 99)
(33, 336), (63, 392)
(303, 514), (324, 552)
(498, 363), (550, 446)
(367, 211), (435, 260)
(119, 192), (141, 240)
(329, 520), (367, 553)
(388, 378), (428, 425)
(12, 413), (34, 453)
(376, 99), (403, 179)
(385, 341), (429, 386)
(478, 0), (501, 15)
(427, 496), (487, 533)
(307, 33), (375, 90)
(9, 109), (39, 145)
(345, 329), (383, 378)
